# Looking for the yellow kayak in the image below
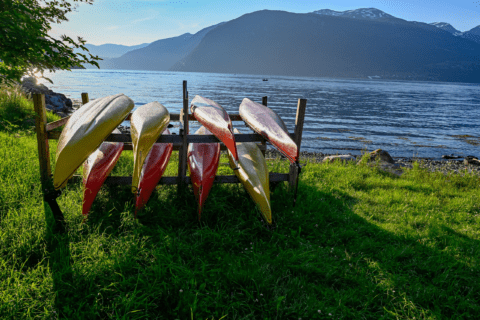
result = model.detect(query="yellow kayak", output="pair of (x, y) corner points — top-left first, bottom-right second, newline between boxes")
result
(54, 94), (134, 190)
(228, 128), (272, 225)
(131, 102), (170, 194)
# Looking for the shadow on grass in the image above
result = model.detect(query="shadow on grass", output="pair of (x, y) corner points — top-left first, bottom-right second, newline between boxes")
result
(46, 178), (480, 319)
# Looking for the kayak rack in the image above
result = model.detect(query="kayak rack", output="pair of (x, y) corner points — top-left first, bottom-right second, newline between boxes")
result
(33, 81), (306, 229)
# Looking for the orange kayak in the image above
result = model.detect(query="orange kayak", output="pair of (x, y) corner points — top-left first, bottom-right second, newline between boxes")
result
(187, 126), (221, 219)
(239, 98), (298, 163)
(135, 128), (173, 215)
(82, 129), (124, 217)
(190, 95), (238, 161)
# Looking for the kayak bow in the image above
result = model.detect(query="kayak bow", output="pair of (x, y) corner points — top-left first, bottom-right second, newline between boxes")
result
(82, 129), (124, 217)
(135, 128), (173, 215)
(228, 128), (272, 225)
(54, 94), (134, 189)
(239, 98), (298, 163)
(131, 101), (170, 194)
(187, 126), (221, 219)
(190, 95), (238, 161)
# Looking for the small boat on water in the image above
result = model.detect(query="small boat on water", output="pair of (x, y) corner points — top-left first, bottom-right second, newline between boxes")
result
(239, 97), (298, 164)
(135, 128), (173, 215)
(82, 129), (124, 217)
(54, 94), (134, 190)
(190, 95), (238, 161)
(131, 101), (170, 194)
(228, 128), (272, 225)
(262, 79), (268, 81)
(188, 126), (221, 219)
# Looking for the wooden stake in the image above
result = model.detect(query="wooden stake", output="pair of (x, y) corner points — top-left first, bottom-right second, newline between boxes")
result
(33, 94), (65, 233)
(289, 99), (307, 205)
(177, 81), (189, 194)
(33, 94), (51, 188)
(260, 96), (268, 157)
(81, 93), (89, 105)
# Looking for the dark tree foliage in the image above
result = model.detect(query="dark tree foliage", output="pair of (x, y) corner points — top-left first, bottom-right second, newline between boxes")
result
(0, 0), (101, 84)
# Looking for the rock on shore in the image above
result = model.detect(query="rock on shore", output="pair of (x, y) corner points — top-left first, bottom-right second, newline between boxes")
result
(21, 77), (77, 118)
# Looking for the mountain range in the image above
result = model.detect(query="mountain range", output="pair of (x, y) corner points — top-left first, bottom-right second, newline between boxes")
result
(76, 43), (150, 59)
(83, 8), (480, 83)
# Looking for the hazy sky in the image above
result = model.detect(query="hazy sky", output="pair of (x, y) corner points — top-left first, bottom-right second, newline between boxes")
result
(51, 0), (480, 46)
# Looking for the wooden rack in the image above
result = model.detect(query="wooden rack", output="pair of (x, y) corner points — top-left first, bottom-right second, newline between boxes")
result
(33, 81), (307, 224)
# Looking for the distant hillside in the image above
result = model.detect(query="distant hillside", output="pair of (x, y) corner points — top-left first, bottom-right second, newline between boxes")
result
(99, 23), (224, 71)
(76, 43), (150, 59)
(170, 9), (480, 83)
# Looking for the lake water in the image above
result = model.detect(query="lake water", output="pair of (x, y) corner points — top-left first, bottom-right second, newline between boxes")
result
(40, 69), (480, 159)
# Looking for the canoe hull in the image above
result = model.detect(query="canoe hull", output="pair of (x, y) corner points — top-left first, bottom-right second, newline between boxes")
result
(239, 98), (298, 163)
(54, 94), (134, 189)
(135, 129), (173, 214)
(228, 128), (271, 225)
(188, 126), (221, 219)
(190, 95), (238, 161)
(131, 102), (170, 194)
(82, 136), (124, 216)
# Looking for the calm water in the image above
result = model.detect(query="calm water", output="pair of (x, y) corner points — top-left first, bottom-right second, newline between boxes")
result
(40, 69), (480, 159)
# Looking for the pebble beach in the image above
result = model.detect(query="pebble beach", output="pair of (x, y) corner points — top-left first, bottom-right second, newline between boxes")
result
(264, 149), (480, 176)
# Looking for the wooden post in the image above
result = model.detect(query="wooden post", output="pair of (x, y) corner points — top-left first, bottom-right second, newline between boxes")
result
(81, 93), (89, 105)
(33, 94), (51, 188)
(177, 81), (189, 194)
(260, 96), (268, 157)
(289, 99), (307, 205)
(33, 94), (65, 233)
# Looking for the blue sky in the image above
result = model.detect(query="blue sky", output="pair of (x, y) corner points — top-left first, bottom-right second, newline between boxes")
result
(51, 0), (480, 46)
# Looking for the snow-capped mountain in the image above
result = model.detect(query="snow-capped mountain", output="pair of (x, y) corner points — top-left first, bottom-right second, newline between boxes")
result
(429, 22), (461, 35)
(312, 8), (396, 20)
(429, 22), (480, 44)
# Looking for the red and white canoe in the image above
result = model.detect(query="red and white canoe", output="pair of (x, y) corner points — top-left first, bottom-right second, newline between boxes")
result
(187, 126), (221, 219)
(135, 128), (173, 215)
(82, 129), (124, 217)
(239, 98), (298, 163)
(190, 95), (238, 161)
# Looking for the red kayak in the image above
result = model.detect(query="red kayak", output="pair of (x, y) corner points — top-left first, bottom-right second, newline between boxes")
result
(190, 95), (238, 161)
(187, 126), (221, 219)
(135, 128), (173, 215)
(82, 129), (124, 217)
(239, 98), (299, 163)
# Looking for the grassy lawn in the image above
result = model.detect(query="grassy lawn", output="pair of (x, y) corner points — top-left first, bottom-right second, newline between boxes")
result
(1, 86), (479, 319)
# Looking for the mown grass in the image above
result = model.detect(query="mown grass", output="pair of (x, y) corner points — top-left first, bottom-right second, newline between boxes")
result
(1, 86), (480, 319)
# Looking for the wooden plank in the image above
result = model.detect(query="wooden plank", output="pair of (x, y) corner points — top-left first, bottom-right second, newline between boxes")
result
(47, 131), (275, 143)
(46, 116), (70, 132)
(125, 113), (244, 122)
(120, 143), (266, 151)
(177, 81), (189, 194)
(70, 173), (289, 186)
(33, 94), (51, 187)
(81, 93), (89, 104)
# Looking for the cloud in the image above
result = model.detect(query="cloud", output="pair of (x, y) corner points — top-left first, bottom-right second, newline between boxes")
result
(132, 16), (156, 24)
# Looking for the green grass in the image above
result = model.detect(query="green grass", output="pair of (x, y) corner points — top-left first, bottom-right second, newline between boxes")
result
(1, 86), (480, 319)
